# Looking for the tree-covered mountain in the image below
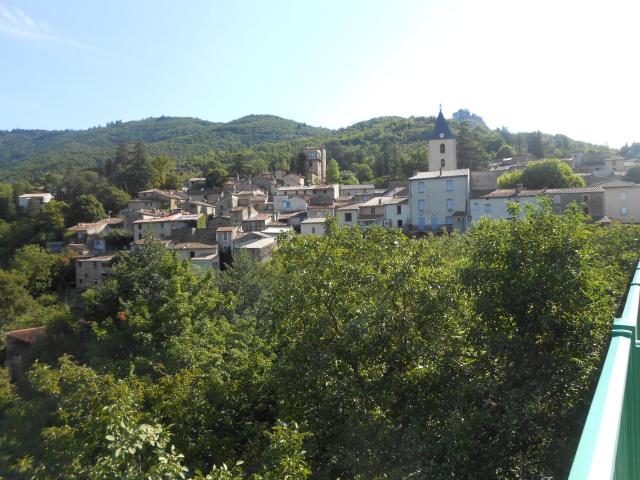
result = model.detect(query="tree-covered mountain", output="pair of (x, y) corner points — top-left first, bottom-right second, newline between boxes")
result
(0, 111), (613, 183)
(0, 115), (330, 180)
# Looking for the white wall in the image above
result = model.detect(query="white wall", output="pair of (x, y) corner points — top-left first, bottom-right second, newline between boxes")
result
(470, 196), (539, 223)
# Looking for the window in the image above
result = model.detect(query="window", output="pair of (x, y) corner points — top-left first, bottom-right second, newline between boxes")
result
(446, 180), (453, 192)
(621, 206), (629, 216)
(190, 251), (195, 258)
(440, 143), (445, 154)
(397, 219), (403, 227)
(396, 205), (402, 214)
(418, 199), (425, 211)
(553, 195), (561, 204)
(84, 274), (88, 279)
(79, 279), (83, 284)
(345, 212), (352, 222)
(441, 158), (445, 168)
(283, 200), (291, 210)
(138, 233), (142, 240)
(446, 198), (453, 211)
(583, 195), (589, 202)
(473, 202), (479, 211)
(620, 192), (628, 201)
(370, 207), (376, 215)
(418, 182), (425, 193)
(484, 204), (492, 212)
(311, 227), (316, 234)
(138, 224), (142, 230)
(584, 206), (590, 214)
(445, 216), (453, 225)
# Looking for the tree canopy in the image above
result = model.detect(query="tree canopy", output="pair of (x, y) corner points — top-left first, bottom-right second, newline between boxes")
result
(498, 159), (586, 189)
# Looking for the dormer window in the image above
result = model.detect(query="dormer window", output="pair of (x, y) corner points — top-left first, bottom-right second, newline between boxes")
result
(440, 143), (445, 154)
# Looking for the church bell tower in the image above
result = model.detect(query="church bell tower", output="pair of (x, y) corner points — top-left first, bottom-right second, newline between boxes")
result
(428, 107), (457, 172)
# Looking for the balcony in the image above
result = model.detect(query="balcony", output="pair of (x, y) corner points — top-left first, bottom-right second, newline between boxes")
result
(569, 261), (640, 479)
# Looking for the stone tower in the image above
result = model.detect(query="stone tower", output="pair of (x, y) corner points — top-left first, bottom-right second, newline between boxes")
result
(428, 108), (457, 172)
(304, 146), (327, 184)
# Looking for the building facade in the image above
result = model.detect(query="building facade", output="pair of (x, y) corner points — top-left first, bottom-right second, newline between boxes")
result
(408, 169), (470, 232)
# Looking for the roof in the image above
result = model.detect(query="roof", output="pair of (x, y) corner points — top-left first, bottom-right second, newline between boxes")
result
(479, 189), (542, 199)
(301, 217), (328, 224)
(409, 169), (470, 180)
(67, 217), (124, 232)
(599, 180), (639, 188)
(277, 185), (336, 192)
(337, 203), (362, 211)
(6, 326), (46, 344)
(277, 211), (306, 220)
(132, 213), (202, 224)
(431, 110), (454, 140)
(307, 204), (335, 210)
(262, 226), (293, 235)
(243, 213), (271, 221)
(189, 253), (219, 261)
(358, 196), (408, 207)
(19, 192), (53, 198)
(76, 255), (115, 262)
(216, 226), (240, 232)
(138, 189), (183, 200)
(168, 242), (217, 250)
(187, 177), (206, 182)
(340, 184), (375, 190)
(546, 186), (604, 194)
(238, 237), (276, 250)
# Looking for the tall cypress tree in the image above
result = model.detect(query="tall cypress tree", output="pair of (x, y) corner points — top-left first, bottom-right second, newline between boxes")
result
(127, 142), (152, 194)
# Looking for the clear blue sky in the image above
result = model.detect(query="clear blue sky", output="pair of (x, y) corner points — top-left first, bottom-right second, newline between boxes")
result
(0, 0), (638, 147)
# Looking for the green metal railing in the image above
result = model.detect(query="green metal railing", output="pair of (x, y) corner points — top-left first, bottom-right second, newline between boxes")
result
(569, 262), (640, 479)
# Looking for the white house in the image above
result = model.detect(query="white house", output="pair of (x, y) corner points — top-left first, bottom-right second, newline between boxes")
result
(470, 187), (541, 223)
(18, 193), (53, 209)
(336, 197), (409, 230)
(408, 169), (470, 232)
(300, 217), (327, 236)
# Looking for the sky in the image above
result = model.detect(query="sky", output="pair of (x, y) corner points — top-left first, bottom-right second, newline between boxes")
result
(0, 0), (638, 147)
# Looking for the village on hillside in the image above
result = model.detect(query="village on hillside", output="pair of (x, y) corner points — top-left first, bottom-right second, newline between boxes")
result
(14, 109), (640, 292)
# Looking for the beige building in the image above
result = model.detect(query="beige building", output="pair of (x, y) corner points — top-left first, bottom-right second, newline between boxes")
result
(132, 212), (204, 240)
(300, 217), (327, 236)
(602, 180), (640, 223)
(167, 242), (219, 270)
(75, 255), (115, 290)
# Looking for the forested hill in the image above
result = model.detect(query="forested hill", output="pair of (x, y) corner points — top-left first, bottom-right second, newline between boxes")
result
(0, 110), (612, 182)
(0, 115), (330, 180)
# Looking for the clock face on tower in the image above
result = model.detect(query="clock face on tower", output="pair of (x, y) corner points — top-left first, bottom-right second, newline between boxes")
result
(439, 133), (445, 138)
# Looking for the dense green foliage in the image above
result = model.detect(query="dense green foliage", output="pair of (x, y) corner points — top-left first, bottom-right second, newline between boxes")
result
(624, 164), (640, 184)
(0, 205), (638, 479)
(498, 159), (586, 189)
(0, 113), (612, 187)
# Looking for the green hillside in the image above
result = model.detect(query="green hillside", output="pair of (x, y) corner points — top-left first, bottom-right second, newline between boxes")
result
(0, 115), (330, 180)
(0, 110), (613, 182)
